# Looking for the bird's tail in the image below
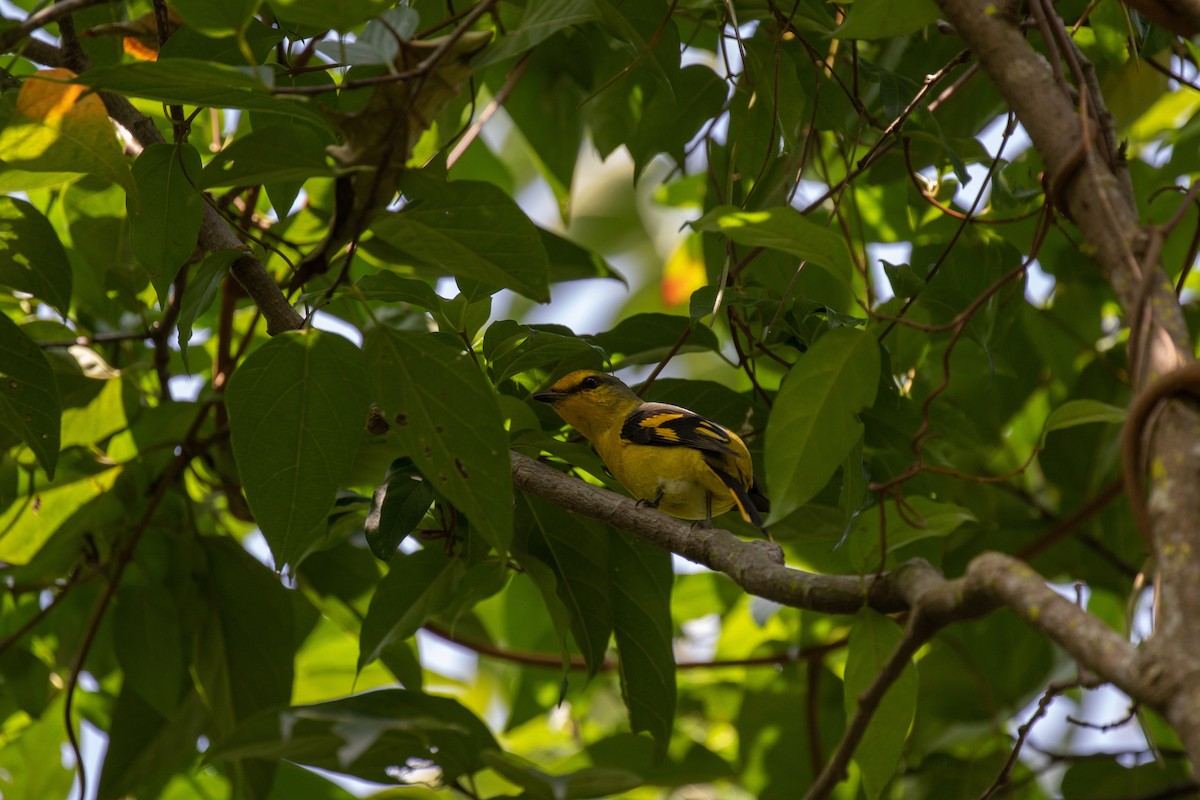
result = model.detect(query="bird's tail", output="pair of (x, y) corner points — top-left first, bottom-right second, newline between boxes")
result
(714, 470), (770, 532)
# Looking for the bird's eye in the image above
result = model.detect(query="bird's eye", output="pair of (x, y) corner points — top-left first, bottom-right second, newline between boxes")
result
(582, 376), (600, 390)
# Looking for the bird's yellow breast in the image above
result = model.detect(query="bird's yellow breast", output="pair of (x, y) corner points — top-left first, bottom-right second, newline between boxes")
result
(595, 435), (737, 520)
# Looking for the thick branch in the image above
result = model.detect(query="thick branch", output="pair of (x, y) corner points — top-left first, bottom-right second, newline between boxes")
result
(510, 453), (1165, 708)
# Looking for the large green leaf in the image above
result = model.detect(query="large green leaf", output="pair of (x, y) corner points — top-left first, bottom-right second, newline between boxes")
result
(195, 536), (296, 730)
(765, 326), (880, 523)
(0, 197), (71, 312)
(226, 330), (369, 568)
(114, 582), (185, 718)
(207, 689), (499, 784)
(0, 315), (61, 477)
(74, 60), (326, 126)
(691, 205), (854, 285)
(368, 172), (551, 302)
(588, 313), (719, 367)
(628, 64), (726, 175)
(271, 0), (394, 31)
(172, 0), (261, 35)
(127, 143), (204, 302)
(475, 0), (600, 67)
(1040, 398), (1126, 446)
(836, 0), (941, 39)
(610, 530), (675, 762)
(97, 683), (208, 800)
(199, 124), (332, 188)
(0, 465), (121, 564)
(0, 698), (75, 800)
(848, 497), (976, 571)
(844, 609), (917, 800)
(358, 546), (464, 670)
(364, 328), (513, 553)
(520, 494), (613, 677)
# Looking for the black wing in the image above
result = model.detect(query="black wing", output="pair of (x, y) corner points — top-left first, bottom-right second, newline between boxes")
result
(620, 403), (738, 456)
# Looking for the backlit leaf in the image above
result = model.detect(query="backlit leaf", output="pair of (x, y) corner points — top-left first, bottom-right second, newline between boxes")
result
(691, 205), (854, 285)
(0, 197), (72, 312)
(0, 69), (132, 192)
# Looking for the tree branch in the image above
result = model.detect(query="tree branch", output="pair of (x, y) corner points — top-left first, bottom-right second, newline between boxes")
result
(510, 453), (1166, 712)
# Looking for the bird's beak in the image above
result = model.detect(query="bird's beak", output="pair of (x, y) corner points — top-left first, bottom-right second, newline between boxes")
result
(533, 391), (564, 405)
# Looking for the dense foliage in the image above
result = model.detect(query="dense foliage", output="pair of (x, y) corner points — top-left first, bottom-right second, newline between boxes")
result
(2, 0), (1199, 798)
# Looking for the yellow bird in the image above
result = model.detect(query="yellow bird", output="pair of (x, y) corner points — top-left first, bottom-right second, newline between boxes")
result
(534, 370), (769, 530)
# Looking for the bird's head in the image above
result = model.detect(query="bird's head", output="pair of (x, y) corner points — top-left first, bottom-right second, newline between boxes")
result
(533, 370), (641, 438)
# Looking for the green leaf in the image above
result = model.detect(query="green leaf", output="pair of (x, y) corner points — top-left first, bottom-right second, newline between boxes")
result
(0, 698), (75, 800)
(0, 314), (61, 477)
(98, 673), (206, 800)
(172, 0), (261, 36)
(520, 494), (613, 677)
(127, 143), (204, 302)
(629, 65), (726, 175)
(849, 497), (976, 570)
(226, 330), (369, 568)
(158, 18), (284, 64)
(351, 272), (440, 308)
(836, 0), (941, 39)
(0, 70), (134, 192)
(114, 583), (185, 718)
(487, 322), (607, 387)
(74, 60), (326, 126)
(691, 205), (854, 285)
(208, 689), (499, 784)
(272, 0), (395, 32)
(844, 609), (917, 800)
(368, 171), (551, 302)
(474, 0), (600, 67)
(588, 313), (719, 367)
(0, 196), (72, 312)
(199, 124), (332, 188)
(364, 328), (513, 553)
(364, 471), (435, 561)
(610, 530), (675, 762)
(195, 536), (295, 728)
(1040, 399), (1126, 447)
(765, 326), (880, 523)
(358, 546), (464, 670)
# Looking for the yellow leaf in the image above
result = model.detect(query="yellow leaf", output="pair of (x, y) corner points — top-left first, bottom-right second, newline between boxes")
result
(0, 69), (134, 192)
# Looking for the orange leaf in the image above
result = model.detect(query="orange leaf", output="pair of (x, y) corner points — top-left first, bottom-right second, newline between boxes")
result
(15, 68), (89, 121)
(660, 235), (707, 307)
